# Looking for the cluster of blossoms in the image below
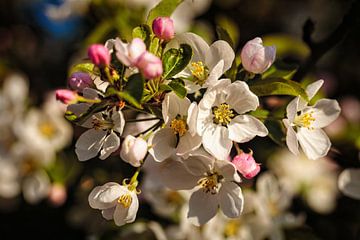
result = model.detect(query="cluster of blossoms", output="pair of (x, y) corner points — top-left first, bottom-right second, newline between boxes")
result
(56, 10), (341, 227)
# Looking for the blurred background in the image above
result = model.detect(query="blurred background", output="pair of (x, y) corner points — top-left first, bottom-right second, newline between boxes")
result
(0, 0), (359, 239)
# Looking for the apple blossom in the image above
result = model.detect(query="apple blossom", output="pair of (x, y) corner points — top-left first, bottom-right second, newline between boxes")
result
(136, 51), (163, 79)
(115, 37), (146, 67)
(120, 135), (148, 167)
(152, 17), (175, 41)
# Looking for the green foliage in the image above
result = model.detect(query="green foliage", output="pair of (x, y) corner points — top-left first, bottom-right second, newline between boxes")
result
(132, 24), (152, 48)
(265, 119), (285, 146)
(216, 26), (234, 49)
(160, 79), (187, 98)
(262, 61), (298, 79)
(162, 44), (193, 79)
(69, 63), (96, 76)
(263, 34), (310, 59)
(125, 73), (145, 103)
(249, 78), (308, 101)
(146, 0), (184, 26)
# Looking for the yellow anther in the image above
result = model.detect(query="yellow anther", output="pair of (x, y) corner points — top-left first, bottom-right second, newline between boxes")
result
(39, 121), (57, 139)
(213, 103), (234, 126)
(189, 61), (208, 86)
(117, 194), (132, 208)
(197, 174), (220, 194)
(224, 220), (241, 237)
(170, 118), (187, 136)
(294, 111), (315, 129)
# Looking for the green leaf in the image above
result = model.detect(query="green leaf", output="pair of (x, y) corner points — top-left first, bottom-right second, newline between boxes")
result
(249, 78), (308, 101)
(70, 101), (109, 125)
(149, 37), (161, 56)
(250, 109), (269, 119)
(264, 119), (285, 146)
(125, 73), (145, 103)
(263, 34), (310, 59)
(160, 79), (187, 98)
(262, 61), (298, 79)
(162, 44), (192, 79)
(117, 91), (143, 109)
(132, 24), (152, 48)
(69, 63), (96, 76)
(146, 0), (184, 25)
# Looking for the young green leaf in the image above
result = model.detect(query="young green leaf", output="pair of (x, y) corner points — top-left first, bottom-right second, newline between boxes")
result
(264, 119), (285, 146)
(125, 73), (145, 103)
(132, 24), (152, 48)
(69, 63), (96, 76)
(262, 61), (298, 79)
(162, 44), (192, 79)
(146, 0), (184, 26)
(249, 78), (308, 101)
(160, 79), (187, 98)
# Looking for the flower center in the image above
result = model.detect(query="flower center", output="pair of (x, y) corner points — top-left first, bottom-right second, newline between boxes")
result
(38, 121), (57, 139)
(294, 111), (315, 129)
(92, 117), (114, 131)
(197, 173), (222, 194)
(170, 118), (187, 136)
(117, 194), (132, 208)
(213, 103), (234, 126)
(189, 61), (209, 86)
(224, 219), (241, 237)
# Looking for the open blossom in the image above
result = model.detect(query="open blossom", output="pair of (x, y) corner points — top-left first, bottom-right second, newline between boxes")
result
(149, 92), (201, 162)
(283, 80), (341, 160)
(240, 37), (276, 74)
(120, 135), (148, 167)
(197, 79), (268, 160)
(115, 38), (146, 67)
(88, 44), (111, 66)
(88, 182), (139, 226)
(75, 107), (125, 161)
(167, 32), (234, 92)
(152, 17), (175, 41)
(232, 151), (261, 179)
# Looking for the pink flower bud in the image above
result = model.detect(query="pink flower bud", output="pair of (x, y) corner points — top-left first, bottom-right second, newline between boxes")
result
(88, 44), (110, 66)
(48, 183), (67, 207)
(68, 72), (94, 91)
(240, 37), (276, 74)
(55, 89), (77, 104)
(232, 152), (260, 179)
(137, 51), (163, 79)
(152, 17), (175, 41)
(120, 135), (148, 167)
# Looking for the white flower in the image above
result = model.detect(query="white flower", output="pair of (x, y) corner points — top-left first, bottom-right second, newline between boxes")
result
(149, 92), (201, 162)
(283, 80), (341, 160)
(167, 32), (234, 93)
(75, 107), (125, 161)
(197, 79), (268, 160)
(154, 149), (244, 226)
(338, 168), (360, 200)
(88, 182), (139, 226)
(120, 135), (148, 167)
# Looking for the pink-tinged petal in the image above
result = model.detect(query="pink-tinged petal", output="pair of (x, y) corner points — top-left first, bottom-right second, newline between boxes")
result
(114, 38), (132, 66)
(152, 17), (175, 41)
(128, 38), (146, 63)
(88, 182), (122, 210)
(206, 40), (235, 73)
(75, 129), (107, 161)
(306, 80), (324, 100)
(225, 81), (259, 114)
(188, 189), (219, 226)
(99, 131), (120, 160)
(101, 207), (115, 220)
(176, 132), (202, 157)
(310, 99), (341, 128)
(202, 125), (232, 160)
(219, 182), (244, 218)
(283, 119), (299, 155)
(338, 169), (360, 200)
(297, 128), (331, 160)
(232, 152), (260, 179)
(148, 128), (177, 162)
(228, 115), (268, 143)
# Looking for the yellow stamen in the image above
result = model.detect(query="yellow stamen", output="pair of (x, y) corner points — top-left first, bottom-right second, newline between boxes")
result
(294, 111), (315, 129)
(92, 117), (114, 131)
(213, 103), (234, 126)
(197, 174), (220, 194)
(189, 61), (208, 86)
(170, 118), (187, 136)
(117, 194), (132, 208)
(39, 121), (57, 139)
(224, 219), (241, 237)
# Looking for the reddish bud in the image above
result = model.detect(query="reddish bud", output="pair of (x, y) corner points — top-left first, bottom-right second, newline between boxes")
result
(137, 52), (163, 79)
(152, 17), (175, 41)
(88, 44), (110, 66)
(55, 89), (77, 104)
(232, 152), (260, 179)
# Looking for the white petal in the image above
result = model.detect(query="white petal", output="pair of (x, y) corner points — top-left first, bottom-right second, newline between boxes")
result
(162, 92), (190, 124)
(187, 102), (199, 135)
(113, 204), (129, 226)
(124, 192), (139, 223)
(228, 115), (268, 143)
(75, 129), (107, 161)
(112, 108), (125, 134)
(101, 207), (115, 220)
(283, 119), (299, 155)
(202, 125), (232, 160)
(297, 128), (331, 160)
(338, 169), (360, 200)
(215, 160), (240, 182)
(206, 40), (235, 73)
(99, 131), (120, 160)
(310, 99), (341, 128)
(219, 182), (244, 218)
(306, 79), (324, 100)
(286, 97), (299, 123)
(88, 182), (122, 210)
(204, 60), (224, 88)
(148, 128), (177, 162)
(185, 149), (215, 176)
(188, 189), (218, 226)
(176, 132), (202, 157)
(225, 81), (259, 114)
(115, 38), (131, 66)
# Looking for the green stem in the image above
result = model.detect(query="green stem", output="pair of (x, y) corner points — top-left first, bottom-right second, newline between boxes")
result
(126, 117), (160, 123)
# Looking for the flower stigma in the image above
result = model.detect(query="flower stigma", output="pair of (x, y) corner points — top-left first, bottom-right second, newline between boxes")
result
(189, 61), (209, 86)
(117, 194), (132, 208)
(197, 173), (222, 194)
(293, 111), (315, 129)
(170, 118), (187, 136)
(213, 103), (234, 126)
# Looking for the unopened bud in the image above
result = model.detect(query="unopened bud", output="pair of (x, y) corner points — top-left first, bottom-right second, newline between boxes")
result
(137, 52), (163, 79)
(152, 17), (175, 41)
(88, 44), (110, 66)
(232, 152), (260, 179)
(48, 183), (67, 207)
(120, 135), (148, 167)
(240, 37), (276, 74)
(55, 89), (77, 104)
(68, 72), (94, 91)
